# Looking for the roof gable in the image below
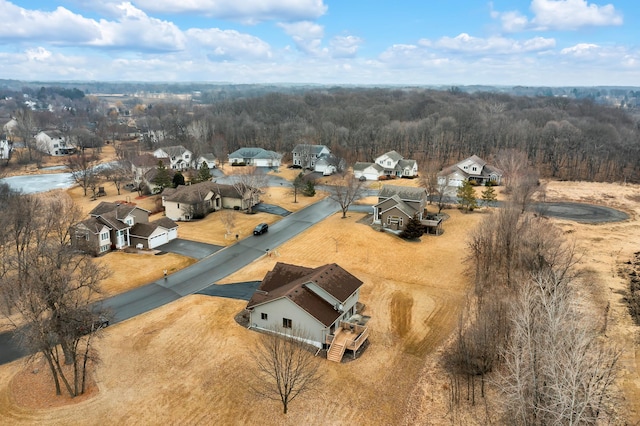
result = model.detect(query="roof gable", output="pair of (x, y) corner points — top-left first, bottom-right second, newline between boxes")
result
(247, 262), (363, 326)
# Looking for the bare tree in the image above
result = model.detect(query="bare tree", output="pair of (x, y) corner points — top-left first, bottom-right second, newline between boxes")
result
(219, 210), (236, 239)
(251, 326), (322, 414)
(67, 152), (100, 196)
(1, 192), (111, 397)
(101, 160), (131, 196)
(499, 271), (619, 425)
(327, 173), (365, 218)
(14, 108), (40, 164)
(230, 166), (267, 214)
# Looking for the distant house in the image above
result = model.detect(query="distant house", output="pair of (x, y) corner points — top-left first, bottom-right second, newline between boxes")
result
(353, 162), (384, 181)
(195, 153), (217, 169)
(353, 150), (418, 181)
(35, 130), (75, 156)
(153, 145), (193, 170)
(131, 153), (159, 186)
(228, 147), (282, 168)
(71, 201), (177, 255)
(291, 144), (331, 169)
(161, 181), (223, 221)
(437, 155), (503, 187)
(314, 153), (344, 176)
(246, 262), (369, 362)
(2, 118), (17, 139)
(0, 138), (12, 162)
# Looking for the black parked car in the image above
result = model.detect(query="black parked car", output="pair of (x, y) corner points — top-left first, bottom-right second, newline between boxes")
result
(253, 223), (268, 235)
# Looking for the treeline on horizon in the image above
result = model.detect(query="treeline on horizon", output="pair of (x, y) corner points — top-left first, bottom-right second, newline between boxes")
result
(191, 88), (640, 183)
(3, 82), (640, 183)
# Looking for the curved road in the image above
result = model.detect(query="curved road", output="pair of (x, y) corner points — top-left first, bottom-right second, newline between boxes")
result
(0, 197), (629, 364)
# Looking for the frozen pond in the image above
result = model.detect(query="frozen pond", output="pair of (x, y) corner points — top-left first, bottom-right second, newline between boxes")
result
(1, 172), (75, 194)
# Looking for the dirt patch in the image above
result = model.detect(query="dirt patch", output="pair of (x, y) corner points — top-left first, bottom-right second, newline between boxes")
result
(390, 291), (413, 338)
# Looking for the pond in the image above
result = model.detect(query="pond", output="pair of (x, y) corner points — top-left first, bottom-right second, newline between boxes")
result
(0, 172), (75, 194)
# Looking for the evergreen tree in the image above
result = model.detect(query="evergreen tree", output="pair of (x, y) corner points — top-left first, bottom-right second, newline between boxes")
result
(302, 180), (316, 197)
(152, 160), (172, 193)
(292, 172), (305, 202)
(172, 171), (185, 188)
(195, 162), (212, 183)
(457, 180), (477, 212)
(400, 214), (424, 240)
(481, 183), (498, 207)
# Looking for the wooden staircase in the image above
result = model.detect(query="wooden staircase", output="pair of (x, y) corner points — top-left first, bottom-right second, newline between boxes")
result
(327, 330), (347, 363)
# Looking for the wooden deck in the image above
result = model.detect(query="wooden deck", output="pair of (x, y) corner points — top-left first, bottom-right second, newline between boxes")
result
(326, 322), (370, 363)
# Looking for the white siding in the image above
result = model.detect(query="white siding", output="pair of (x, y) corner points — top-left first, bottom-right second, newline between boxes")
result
(250, 297), (329, 348)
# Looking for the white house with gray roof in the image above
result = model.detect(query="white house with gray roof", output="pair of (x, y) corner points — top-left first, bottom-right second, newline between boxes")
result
(228, 147), (281, 167)
(353, 150), (418, 181)
(153, 145), (193, 170)
(291, 144), (330, 169)
(437, 155), (502, 187)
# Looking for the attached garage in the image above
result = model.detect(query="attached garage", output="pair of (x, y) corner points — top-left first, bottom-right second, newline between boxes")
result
(130, 221), (175, 249)
(152, 217), (179, 242)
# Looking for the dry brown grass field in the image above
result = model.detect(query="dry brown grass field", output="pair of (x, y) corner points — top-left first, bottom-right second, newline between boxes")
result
(2, 153), (640, 425)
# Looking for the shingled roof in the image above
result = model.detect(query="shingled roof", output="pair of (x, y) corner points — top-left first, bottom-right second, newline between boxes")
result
(162, 181), (219, 204)
(247, 262), (364, 327)
(378, 185), (427, 201)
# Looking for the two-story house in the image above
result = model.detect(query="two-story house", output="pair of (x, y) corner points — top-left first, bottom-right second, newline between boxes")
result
(372, 185), (429, 231)
(246, 262), (369, 362)
(71, 201), (178, 255)
(291, 144), (331, 169)
(153, 145), (193, 170)
(35, 130), (75, 156)
(161, 181), (222, 221)
(437, 155), (503, 187)
(353, 150), (418, 181)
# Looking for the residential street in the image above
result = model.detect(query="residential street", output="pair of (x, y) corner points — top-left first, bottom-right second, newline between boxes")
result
(0, 194), (629, 365)
(0, 196), (341, 365)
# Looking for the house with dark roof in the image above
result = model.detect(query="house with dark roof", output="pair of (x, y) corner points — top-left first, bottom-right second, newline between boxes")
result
(228, 147), (281, 168)
(372, 185), (442, 234)
(246, 262), (369, 362)
(161, 181), (222, 221)
(71, 201), (177, 255)
(153, 145), (193, 170)
(353, 150), (418, 181)
(437, 155), (503, 187)
(291, 144), (330, 169)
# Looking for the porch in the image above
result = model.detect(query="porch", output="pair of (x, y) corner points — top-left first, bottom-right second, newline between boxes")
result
(325, 316), (370, 363)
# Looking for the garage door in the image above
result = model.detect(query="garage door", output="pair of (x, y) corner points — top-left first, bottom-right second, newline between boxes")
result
(148, 232), (169, 249)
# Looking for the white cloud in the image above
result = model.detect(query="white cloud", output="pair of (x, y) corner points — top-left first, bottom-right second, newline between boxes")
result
(93, 3), (186, 51)
(329, 35), (363, 58)
(494, 0), (623, 32)
(186, 28), (272, 60)
(130, 0), (327, 24)
(531, 0), (623, 30)
(419, 33), (555, 54)
(277, 21), (325, 55)
(0, 1), (100, 42)
(0, 1), (185, 51)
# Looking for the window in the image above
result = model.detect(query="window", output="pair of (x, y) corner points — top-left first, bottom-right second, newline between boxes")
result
(472, 166), (477, 171)
(100, 231), (109, 241)
(126, 218), (133, 226)
(283, 318), (292, 328)
(261, 313), (268, 320)
(100, 245), (109, 253)
(387, 160), (391, 166)
(387, 216), (404, 227)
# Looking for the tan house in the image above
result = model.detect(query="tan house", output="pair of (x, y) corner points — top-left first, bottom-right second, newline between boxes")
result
(72, 201), (178, 255)
(372, 185), (441, 234)
(246, 262), (370, 362)
(161, 181), (223, 221)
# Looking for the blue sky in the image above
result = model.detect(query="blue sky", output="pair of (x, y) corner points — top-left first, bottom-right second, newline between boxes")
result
(0, 0), (636, 86)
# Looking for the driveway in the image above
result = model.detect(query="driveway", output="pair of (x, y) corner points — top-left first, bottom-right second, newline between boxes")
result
(533, 201), (629, 223)
(253, 203), (291, 216)
(196, 281), (261, 301)
(159, 238), (223, 259)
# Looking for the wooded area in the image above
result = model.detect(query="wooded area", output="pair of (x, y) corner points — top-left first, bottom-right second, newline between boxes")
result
(3, 86), (639, 183)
